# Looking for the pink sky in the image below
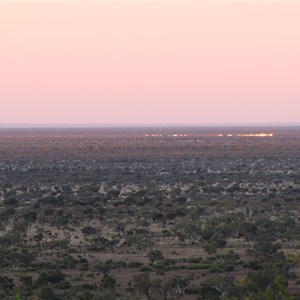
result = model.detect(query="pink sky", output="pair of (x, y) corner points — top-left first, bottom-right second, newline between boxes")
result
(0, 1), (299, 125)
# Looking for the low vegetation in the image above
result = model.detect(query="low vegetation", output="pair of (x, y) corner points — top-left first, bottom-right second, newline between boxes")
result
(0, 127), (300, 299)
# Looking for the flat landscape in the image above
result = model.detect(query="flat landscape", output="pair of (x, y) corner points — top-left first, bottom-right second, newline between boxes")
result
(0, 127), (300, 300)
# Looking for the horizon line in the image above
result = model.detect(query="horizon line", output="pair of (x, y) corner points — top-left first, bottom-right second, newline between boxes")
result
(1, 122), (300, 128)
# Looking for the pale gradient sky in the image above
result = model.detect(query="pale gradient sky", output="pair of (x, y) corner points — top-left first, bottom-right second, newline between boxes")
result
(0, 1), (299, 125)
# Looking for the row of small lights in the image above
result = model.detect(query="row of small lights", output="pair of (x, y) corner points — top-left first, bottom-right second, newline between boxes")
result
(144, 134), (189, 137)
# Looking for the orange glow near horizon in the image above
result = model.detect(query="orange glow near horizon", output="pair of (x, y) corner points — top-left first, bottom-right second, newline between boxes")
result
(144, 133), (274, 138)
(237, 133), (273, 137)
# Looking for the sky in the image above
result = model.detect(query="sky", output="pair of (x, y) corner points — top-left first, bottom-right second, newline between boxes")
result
(0, 0), (299, 125)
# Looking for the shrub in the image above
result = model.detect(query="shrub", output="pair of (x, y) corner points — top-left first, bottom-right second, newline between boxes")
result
(82, 226), (98, 236)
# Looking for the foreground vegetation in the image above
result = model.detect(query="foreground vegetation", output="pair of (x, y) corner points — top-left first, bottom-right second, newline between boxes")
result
(0, 128), (300, 299)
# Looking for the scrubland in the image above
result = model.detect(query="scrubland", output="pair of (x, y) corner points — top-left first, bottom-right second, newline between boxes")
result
(0, 127), (300, 299)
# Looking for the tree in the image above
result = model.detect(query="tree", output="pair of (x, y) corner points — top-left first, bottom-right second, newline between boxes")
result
(169, 275), (191, 294)
(198, 276), (235, 300)
(133, 272), (153, 300)
(147, 250), (164, 263)
(246, 265), (292, 299)
(101, 274), (116, 290)
(81, 226), (98, 236)
(38, 287), (56, 300)
(0, 276), (14, 298)
(37, 270), (65, 286)
(0, 248), (34, 271)
(246, 276), (293, 300)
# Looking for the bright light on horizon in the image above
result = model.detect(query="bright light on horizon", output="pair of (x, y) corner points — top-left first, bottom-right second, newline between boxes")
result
(237, 133), (273, 137)
(144, 133), (274, 138)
